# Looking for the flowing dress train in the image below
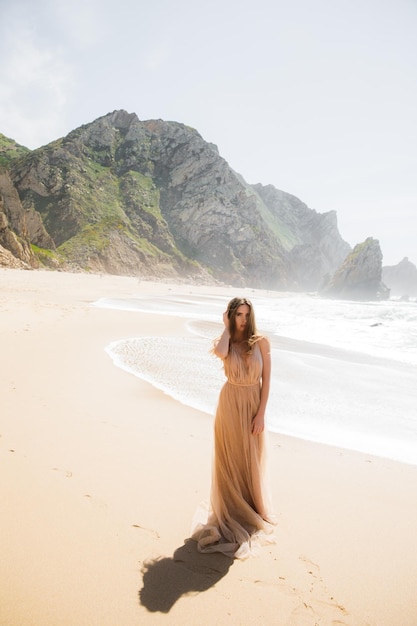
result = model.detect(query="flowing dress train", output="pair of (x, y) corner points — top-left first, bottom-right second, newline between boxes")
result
(192, 340), (275, 558)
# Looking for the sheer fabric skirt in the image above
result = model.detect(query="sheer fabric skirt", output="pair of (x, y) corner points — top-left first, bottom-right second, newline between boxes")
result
(192, 380), (275, 558)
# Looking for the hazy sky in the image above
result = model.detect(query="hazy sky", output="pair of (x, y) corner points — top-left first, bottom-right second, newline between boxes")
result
(1, 0), (416, 265)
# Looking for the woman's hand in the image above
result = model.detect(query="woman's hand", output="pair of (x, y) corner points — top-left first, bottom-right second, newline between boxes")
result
(251, 413), (265, 435)
(213, 313), (231, 359)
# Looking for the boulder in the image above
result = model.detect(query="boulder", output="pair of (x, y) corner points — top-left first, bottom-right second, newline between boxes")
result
(321, 237), (390, 300)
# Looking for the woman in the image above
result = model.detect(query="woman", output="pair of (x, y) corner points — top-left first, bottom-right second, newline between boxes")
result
(193, 297), (275, 558)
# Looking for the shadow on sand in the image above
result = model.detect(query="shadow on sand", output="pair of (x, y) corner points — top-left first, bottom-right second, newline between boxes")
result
(139, 538), (233, 613)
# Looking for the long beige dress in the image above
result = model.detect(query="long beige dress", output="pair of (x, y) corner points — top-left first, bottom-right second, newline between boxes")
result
(193, 339), (275, 558)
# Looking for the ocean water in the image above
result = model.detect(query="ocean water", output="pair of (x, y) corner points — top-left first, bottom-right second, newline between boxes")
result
(96, 292), (417, 466)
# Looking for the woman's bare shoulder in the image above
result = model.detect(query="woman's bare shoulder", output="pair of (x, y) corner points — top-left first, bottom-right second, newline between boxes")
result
(257, 335), (271, 353)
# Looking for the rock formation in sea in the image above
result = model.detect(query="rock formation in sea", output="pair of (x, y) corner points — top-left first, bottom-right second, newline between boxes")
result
(1, 110), (352, 288)
(382, 257), (417, 298)
(321, 237), (390, 300)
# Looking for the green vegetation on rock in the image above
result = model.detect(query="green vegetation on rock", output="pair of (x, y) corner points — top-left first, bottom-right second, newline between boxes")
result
(0, 133), (30, 167)
(1, 110), (353, 288)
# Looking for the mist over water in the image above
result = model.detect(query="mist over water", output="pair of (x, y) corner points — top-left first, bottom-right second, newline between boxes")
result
(97, 292), (417, 466)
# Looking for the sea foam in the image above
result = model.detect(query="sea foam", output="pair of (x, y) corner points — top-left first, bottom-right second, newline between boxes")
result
(98, 292), (417, 466)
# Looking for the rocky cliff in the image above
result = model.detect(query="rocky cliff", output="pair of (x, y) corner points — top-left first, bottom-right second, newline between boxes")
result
(321, 237), (389, 300)
(382, 257), (417, 297)
(1, 110), (351, 288)
(0, 170), (38, 269)
(252, 184), (351, 290)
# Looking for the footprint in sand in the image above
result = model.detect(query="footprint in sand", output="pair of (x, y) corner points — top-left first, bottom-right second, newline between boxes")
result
(132, 524), (160, 539)
(52, 467), (73, 478)
(289, 600), (351, 626)
(83, 494), (108, 509)
(287, 556), (351, 625)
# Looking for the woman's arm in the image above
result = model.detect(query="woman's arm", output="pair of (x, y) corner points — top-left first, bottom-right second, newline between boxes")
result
(252, 336), (271, 435)
(213, 312), (231, 359)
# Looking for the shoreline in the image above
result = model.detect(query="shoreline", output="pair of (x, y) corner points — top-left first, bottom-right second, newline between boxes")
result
(106, 336), (417, 469)
(103, 311), (417, 469)
(1, 268), (417, 626)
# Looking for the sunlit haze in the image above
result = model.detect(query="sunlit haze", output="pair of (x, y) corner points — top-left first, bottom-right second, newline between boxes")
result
(1, 0), (416, 265)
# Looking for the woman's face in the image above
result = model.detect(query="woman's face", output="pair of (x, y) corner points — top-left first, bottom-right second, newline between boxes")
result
(234, 304), (250, 334)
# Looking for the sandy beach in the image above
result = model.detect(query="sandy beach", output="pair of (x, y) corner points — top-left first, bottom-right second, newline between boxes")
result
(1, 268), (416, 626)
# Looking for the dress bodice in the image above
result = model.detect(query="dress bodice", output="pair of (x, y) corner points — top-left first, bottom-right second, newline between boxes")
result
(223, 341), (263, 386)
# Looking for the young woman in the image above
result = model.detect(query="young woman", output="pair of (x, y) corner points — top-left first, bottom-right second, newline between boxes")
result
(193, 297), (275, 558)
